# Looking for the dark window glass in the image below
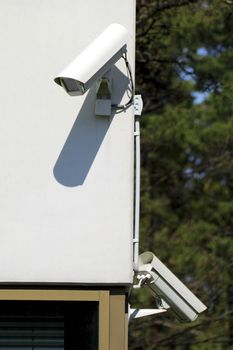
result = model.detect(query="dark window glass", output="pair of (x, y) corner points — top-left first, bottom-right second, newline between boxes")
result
(0, 301), (98, 350)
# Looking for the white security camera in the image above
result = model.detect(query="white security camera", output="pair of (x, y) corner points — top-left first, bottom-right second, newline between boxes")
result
(54, 23), (129, 96)
(136, 252), (207, 322)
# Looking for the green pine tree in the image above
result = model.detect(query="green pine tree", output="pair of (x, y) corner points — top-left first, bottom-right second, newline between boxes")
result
(130, 1), (233, 349)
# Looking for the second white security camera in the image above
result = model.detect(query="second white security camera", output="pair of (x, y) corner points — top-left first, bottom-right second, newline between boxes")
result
(136, 252), (207, 322)
(54, 23), (129, 96)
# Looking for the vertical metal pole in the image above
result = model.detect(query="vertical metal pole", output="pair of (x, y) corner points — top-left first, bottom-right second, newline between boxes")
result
(133, 95), (143, 270)
(133, 116), (140, 269)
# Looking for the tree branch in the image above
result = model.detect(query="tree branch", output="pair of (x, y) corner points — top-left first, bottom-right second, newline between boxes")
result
(149, 0), (199, 15)
(137, 0), (199, 38)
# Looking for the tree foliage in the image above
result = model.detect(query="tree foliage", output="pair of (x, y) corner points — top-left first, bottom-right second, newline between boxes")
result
(130, 1), (233, 349)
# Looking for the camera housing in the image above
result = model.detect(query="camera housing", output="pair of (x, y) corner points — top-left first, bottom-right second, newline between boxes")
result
(137, 252), (207, 322)
(54, 23), (129, 96)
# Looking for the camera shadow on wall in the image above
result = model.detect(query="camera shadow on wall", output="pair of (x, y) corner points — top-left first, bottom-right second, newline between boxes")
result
(53, 66), (130, 187)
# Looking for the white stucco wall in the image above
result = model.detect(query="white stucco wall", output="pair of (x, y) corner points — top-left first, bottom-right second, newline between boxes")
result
(0, 0), (135, 284)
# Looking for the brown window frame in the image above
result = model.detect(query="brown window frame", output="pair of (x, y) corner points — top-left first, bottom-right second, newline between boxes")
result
(0, 289), (127, 350)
